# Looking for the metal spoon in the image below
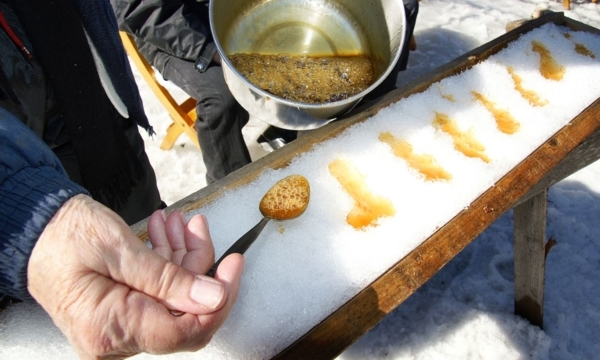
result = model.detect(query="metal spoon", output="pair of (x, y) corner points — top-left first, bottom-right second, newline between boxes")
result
(169, 175), (310, 316)
(206, 174), (310, 277)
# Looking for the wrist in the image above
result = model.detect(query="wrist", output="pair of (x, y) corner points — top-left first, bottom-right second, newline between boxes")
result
(0, 167), (87, 300)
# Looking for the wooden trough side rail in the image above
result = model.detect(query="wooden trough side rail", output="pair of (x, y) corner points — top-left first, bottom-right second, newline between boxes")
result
(273, 98), (600, 360)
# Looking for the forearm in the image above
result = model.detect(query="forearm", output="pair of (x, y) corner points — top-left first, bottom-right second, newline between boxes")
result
(0, 108), (88, 299)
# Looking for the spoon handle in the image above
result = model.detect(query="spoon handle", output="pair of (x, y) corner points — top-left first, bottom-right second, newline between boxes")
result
(206, 217), (271, 278)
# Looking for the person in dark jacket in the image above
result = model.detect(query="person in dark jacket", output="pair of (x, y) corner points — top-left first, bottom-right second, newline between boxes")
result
(0, 107), (244, 358)
(111, 0), (253, 184)
(0, 0), (163, 226)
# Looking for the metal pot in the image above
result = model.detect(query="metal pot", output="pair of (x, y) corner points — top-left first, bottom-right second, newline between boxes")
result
(210, 0), (406, 130)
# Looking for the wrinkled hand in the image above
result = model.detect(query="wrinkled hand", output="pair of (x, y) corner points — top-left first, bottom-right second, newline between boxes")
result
(28, 194), (244, 359)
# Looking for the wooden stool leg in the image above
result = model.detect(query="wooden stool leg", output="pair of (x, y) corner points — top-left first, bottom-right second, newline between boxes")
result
(409, 35), (417, 51)
(119, 31), (200, 151)
(513, 189), (548, 328)
(563, 0), (570, 10)
(160, 122), (185, 150)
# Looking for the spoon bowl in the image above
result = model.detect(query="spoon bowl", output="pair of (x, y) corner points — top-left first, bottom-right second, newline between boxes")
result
(259, 174), (310, 220)
(206, 174), (310, 277)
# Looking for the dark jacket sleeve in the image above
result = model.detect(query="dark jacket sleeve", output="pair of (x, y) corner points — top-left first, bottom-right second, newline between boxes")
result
(0, 107), (88, 300)
(110, 0), (216, 70)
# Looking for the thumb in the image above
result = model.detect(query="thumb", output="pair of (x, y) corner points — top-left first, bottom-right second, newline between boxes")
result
(110, 237), (241, 315)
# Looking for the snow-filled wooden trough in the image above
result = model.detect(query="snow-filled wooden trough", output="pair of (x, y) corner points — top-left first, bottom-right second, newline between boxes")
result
(130, 12), (600, 360)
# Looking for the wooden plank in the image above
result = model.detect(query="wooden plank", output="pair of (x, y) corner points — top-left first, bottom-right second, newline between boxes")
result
(514, 189), (548, 328)
(515, 126), (600, 207)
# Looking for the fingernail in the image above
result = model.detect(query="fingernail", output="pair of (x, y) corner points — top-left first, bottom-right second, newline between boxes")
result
(190, 276), (224, 309)
(178, 211), (189, 225)
(161, 209), (167, 222)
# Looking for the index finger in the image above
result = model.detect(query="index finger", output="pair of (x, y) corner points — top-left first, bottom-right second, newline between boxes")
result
(181, 214), (215, 274)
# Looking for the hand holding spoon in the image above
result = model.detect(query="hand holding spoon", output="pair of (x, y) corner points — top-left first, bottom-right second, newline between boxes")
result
(206, 174), (310, 277)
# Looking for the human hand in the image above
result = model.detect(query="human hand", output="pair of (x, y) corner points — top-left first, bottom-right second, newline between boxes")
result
(28, 194), (244, 359)
(147, 209), (240, 311)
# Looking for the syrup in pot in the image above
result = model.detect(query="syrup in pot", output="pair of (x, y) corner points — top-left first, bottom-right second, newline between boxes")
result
(229, 53), (376, 104)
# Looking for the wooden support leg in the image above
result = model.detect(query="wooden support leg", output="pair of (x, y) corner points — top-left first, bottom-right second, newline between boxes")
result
(160, 122), (184, 150)
(409, 35), (417, 51)
(513, 189), (547, 328)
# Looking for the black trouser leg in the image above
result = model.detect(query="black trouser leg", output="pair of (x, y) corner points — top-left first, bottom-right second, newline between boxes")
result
(156, 54), (252, 183)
